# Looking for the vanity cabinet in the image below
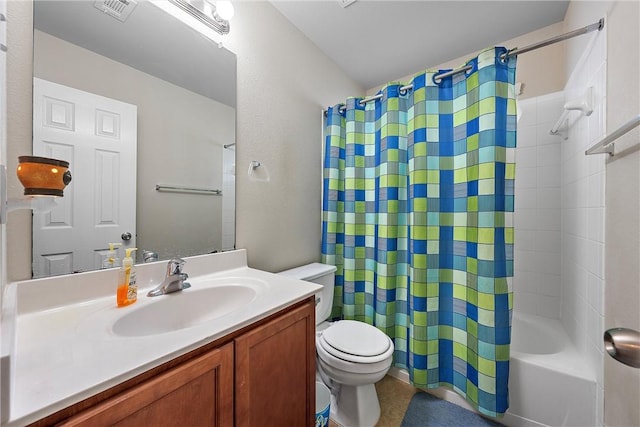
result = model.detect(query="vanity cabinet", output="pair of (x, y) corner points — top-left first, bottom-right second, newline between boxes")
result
(40, 299), (315, 427)
(235, 299), (316, 426)
(60, 344), (234, 427)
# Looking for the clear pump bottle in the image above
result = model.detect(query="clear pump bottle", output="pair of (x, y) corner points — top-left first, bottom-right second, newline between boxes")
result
(117, 247), (138, 307)
(102, 243), (122, 269)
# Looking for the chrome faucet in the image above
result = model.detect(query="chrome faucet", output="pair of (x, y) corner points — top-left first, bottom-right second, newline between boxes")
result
(147, 258), (191, 297)
(142, 250), (159, 263)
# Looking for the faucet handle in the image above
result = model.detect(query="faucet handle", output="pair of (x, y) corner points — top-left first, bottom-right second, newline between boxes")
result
(166, 258), (186, 275)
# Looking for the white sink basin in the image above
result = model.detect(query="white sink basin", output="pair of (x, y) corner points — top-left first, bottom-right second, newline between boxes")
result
(112, 278), (264, 337)
(9, 251), (325, 427)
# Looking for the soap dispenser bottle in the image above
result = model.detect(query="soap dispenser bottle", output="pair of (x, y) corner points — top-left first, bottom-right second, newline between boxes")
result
(102, 243), (122, 269)
(117, 247), (138, 307)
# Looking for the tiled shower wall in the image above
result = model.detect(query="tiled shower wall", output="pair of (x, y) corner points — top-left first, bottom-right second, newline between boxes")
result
(514, 29), (606, 425)
(561, 29), (606, 422)
(514, 92), (564, 319)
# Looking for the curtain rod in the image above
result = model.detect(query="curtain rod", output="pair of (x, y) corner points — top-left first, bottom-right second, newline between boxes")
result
(329, 18), (604, 113)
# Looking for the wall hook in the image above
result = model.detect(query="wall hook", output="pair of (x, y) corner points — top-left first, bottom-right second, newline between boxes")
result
(247, 161), (269, 182)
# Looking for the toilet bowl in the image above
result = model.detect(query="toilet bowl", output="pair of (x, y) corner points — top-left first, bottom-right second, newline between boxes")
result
(279, 264), (394, 427)
(316, 320), (394, 426)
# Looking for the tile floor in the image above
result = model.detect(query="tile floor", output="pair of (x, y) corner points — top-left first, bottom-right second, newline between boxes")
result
(329, 375), (417, 427)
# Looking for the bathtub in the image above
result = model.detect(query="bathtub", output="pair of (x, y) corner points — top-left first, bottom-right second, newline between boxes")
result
(503, 312), (597, 427)
(389, 312), (597, 427)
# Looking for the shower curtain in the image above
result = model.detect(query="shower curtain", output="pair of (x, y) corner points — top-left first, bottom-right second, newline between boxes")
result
(321, 47), (516, 417)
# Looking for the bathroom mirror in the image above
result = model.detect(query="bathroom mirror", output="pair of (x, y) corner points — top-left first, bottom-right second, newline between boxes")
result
(30, 0), (236, 278)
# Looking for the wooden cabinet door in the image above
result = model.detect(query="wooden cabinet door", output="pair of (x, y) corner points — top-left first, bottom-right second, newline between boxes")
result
(60, 343), (234, 427)
(235, 301), (316, 427)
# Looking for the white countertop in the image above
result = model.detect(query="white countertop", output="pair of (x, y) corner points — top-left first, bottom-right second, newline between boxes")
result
(3, 250), (321, 426)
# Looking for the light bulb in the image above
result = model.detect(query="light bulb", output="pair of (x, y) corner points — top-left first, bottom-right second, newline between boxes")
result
(201, 0), (214, 17)
(215, 1), (234, 21)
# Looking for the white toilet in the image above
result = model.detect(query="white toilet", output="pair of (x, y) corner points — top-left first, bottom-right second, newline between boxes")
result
(279, 263), (394, 427)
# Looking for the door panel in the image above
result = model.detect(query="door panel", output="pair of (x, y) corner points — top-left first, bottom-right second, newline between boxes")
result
(40, 252), (73, 278)
(32, 78), (137, 277)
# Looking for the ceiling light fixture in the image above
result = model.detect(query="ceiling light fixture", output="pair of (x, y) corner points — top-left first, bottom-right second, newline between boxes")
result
(150, 0), (234, 46)
(162, 0), (232, 35)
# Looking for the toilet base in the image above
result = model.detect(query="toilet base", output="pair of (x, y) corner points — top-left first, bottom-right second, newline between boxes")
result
(330, 383), (381, 427)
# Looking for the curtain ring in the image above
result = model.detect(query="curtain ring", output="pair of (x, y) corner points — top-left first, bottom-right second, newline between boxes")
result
(499, 48), (514, 64)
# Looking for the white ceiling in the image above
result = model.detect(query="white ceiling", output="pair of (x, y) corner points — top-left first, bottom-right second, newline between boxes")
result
(34, 1), (570, 101)
(270, 0), (570, 89)
(34, 1), (237, 107)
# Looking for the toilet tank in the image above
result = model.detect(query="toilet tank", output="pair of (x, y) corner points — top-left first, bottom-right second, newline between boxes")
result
(278, 263), (336, 325)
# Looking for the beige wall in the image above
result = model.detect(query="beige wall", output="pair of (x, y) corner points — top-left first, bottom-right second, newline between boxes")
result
(560, 1), (640, 425)
(5, 0), (32, 281)
(578, 1), (639, 426)
(605, 1), (640, 420)
(368, 22), (566, 100)
(224, 2), (364, 272)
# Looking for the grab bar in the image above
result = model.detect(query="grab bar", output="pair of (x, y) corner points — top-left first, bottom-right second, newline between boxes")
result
(155, 184), (222, 195)
(586, 114), (640, 156)
(550, 87), (593, 139)
(550, 110), (571, 138)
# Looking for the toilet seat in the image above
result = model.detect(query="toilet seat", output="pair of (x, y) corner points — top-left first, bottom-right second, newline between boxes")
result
(318, 320), (393, 364)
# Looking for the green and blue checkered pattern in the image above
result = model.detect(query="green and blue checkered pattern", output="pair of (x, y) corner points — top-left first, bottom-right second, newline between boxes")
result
(322, 48), (516, 417)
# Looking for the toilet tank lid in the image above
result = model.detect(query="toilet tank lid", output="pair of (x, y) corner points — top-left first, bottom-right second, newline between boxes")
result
(278, 263), (337, 280)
